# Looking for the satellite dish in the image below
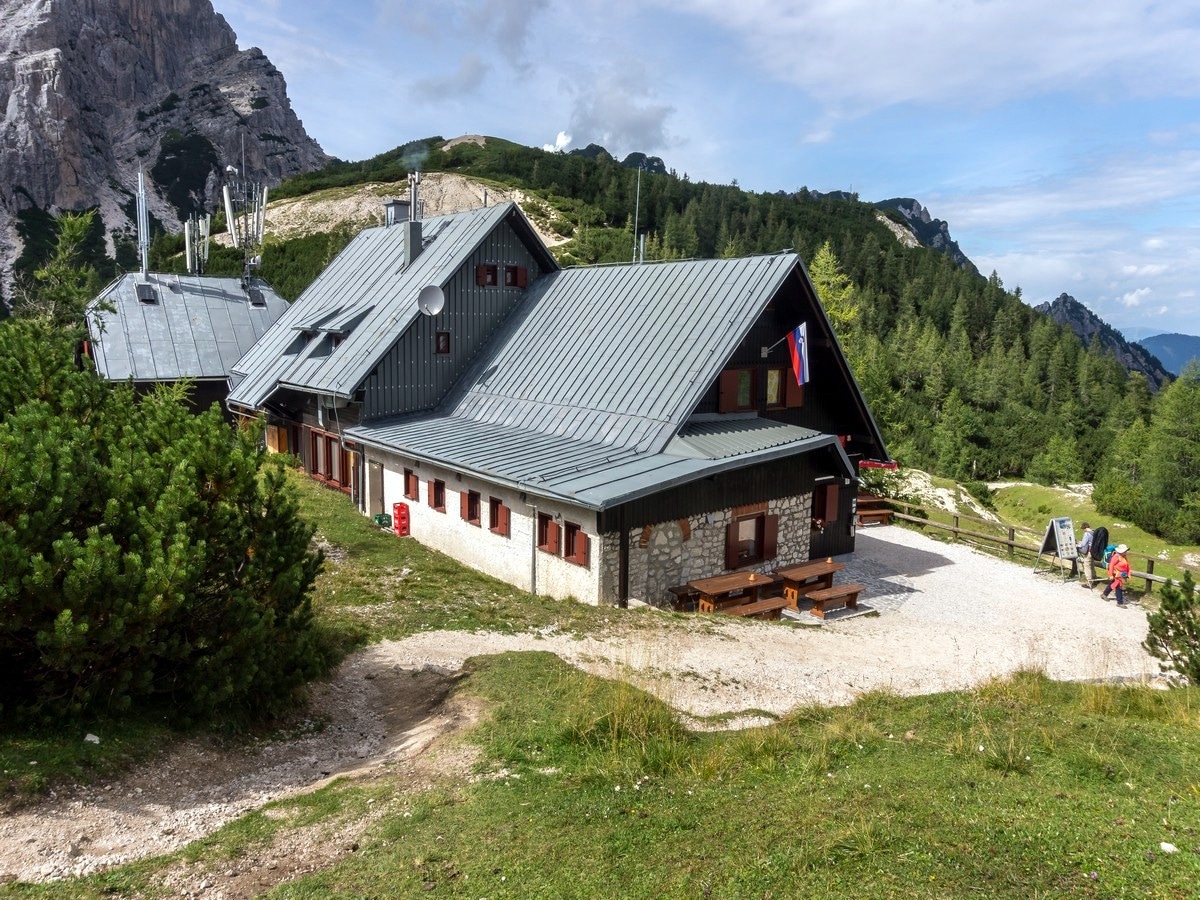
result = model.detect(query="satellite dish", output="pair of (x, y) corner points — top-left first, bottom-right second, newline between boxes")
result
(417, 284), (445, 316)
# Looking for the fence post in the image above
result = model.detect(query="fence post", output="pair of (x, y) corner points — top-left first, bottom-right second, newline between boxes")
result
(1145, 558), (1154, 594)
(1007, 527), (1015, 557)
(952, 515), (959, 541)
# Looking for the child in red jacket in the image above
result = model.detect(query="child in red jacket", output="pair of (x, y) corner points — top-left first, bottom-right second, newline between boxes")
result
(1101, 544), (1131, 606)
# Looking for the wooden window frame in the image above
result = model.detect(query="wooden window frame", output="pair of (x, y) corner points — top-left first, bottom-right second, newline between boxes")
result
(404, 468), (420, 501)
(429, 479), (446, 513)
(476, 263), (498, 286)
(724, 510), (780, 569)
(766, 367), (787, 409)
(718, 368), (757, 413)
(461, 489), (482, 526)
(489, 497), (511, 537)
(536, 512), (561, 555)
(503, 265), (528, 288)
(435, 331), (451, 355)
(813, 482), (840, 524)
(563, 521), (591, 568)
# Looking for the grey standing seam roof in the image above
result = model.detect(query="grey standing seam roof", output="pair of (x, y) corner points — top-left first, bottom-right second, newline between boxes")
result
(86, 274), (288, 382)
(345, 253), (841, 509)
(348, 413), (850, 510)
(228, 202), (536, 409)
(443, 253), (798, 456)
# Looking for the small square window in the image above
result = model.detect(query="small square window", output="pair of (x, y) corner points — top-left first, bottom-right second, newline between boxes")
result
(537, 512), (560, 554)
(429, 479), (446, 512)
(564, 522), (590, 567)
(404, 468), (419, 500)
(766, 368), (785, 408)
(461, 489), (481, 526)
(504, 265), (528, 288)
(435, 331), (451, 355)
(489, 497), (511, 537)
(476, 263), (498, 286)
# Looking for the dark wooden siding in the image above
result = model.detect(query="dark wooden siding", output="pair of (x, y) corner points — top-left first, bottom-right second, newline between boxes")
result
(361, 221), (543, 420)
(689, 272), (878, 455)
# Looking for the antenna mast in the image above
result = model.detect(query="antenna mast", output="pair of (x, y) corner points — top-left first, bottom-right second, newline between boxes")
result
(136, 169), (150, 276)
(222, 136), (268, 291)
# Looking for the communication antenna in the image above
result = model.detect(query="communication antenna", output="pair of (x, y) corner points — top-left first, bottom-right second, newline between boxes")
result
(184, 212), (211, 275)
(417, 284), (445, 316)
(136, 168), (150, 276)
(631, 163), (644, 264)
(222, 137), (269, 291)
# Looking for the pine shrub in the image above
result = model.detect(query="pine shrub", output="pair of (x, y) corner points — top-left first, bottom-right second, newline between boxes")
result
(0, 320), (325, 724)
(1143, 572), (1200, 685)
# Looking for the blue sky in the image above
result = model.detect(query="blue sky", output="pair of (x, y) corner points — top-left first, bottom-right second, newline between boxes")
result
(217, 0), (1200, 339)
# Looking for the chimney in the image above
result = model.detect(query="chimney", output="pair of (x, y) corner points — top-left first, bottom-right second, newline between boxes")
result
(402, 172), (423, 267)
(383, 198), (409, 227)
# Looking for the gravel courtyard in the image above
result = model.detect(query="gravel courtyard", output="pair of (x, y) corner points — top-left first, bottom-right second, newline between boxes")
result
(0, 524), (1160, 886)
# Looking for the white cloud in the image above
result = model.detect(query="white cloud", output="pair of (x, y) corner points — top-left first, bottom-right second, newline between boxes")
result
(542, 131), (572, 152)
(410, 55), (490, 99)
(657, 1), (1200, 120)
(563, 62), (675, 157)
(1122, 264), (1168, 277)
(1121, 287), (1151, 307)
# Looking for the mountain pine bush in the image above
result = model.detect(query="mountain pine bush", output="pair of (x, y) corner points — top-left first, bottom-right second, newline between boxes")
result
(1143, 572), (1200, 685)
(0, 319), (326, 724)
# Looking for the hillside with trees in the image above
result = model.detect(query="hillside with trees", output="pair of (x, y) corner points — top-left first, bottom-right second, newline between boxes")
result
(12, 135), (1196, 543)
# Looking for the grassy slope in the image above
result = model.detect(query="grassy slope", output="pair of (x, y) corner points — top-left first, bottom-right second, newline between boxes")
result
(4, 472), (1200, 898)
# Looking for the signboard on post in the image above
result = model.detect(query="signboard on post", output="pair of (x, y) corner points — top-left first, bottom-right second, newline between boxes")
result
(1033, 516), (1076, 578)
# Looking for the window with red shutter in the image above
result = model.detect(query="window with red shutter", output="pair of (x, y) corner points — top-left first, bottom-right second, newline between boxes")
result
(489, 497), (511, 537)
(564, 522), (590, 567)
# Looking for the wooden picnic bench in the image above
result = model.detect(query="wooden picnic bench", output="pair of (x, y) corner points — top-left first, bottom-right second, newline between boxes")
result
(667, 584), (700, 611)
(717, 596), (791, 620)
(856, 493), (893, 526)
(773, 559), (846, 606)
(806, 582), (866, 619)
(690, 571), (781, 614)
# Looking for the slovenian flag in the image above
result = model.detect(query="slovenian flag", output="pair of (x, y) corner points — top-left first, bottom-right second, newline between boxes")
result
(786, 322), (809, 386)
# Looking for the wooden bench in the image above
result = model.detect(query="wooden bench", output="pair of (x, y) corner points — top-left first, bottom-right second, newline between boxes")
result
(717, 596), (791, 621)
(856, 494), (893, 526)
(805, 582), (865, 619)
(668, 584), (699, 611)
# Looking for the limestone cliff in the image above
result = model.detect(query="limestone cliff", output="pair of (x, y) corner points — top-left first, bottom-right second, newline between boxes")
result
(0, 0), (328, 297)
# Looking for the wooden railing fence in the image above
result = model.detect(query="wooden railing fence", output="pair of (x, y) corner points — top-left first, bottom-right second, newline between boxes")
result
(877, 499), (1196, 595)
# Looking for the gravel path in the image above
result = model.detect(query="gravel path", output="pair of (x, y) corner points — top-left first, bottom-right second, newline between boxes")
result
(0, 525), (1159, 886)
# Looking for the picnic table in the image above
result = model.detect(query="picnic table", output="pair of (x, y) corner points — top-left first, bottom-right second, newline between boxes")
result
(689, 571), (782, 614)
(773, 559), (846, 606)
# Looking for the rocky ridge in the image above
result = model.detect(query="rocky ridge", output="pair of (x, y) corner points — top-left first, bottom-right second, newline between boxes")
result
(1035, 293), (1171, 390)
(0, 0), (328, 298)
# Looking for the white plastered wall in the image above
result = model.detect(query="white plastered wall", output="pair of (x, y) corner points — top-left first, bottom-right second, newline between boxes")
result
(367, 449), (602, 603)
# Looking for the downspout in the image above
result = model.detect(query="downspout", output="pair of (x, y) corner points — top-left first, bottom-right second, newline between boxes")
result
(618, 506), (629, 608)
(528, 503), (538, 596)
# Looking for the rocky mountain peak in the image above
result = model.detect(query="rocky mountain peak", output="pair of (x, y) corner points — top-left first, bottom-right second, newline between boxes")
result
(0, 0), (329, 298)
(874, 197), (978, 274)
(1034, 293), (1171, 390)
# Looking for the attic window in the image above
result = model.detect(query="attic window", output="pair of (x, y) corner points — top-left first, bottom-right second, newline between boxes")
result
(248, 288), (266, 307)
(135, 283), (158, 304)
(504, 265), (528, 288)
(435, 331), (451, 355)
(476, 264), (498, 287)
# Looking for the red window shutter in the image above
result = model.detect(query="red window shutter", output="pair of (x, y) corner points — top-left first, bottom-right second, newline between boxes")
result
(718, 370), (741, 413)
(785, 373), (804, 408)
(499, 504), (511, 537)
(427, 480), (436, 508)
(763, 515), (779, 560)
(461, 491), (470, 520)
(516, 266), (528, 287)
(476, 264), (488, 286)
(548, 521), (561, 555)
(725, 521), (740, 569)
(578, 532), (590, 567)
(824, 484), (840, 522)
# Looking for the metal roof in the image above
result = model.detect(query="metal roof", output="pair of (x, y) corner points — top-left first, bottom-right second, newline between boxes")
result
(86, 273), (288, 382)
(347, 413), (851, 510)
(442, 253), (799, 456)
(227, 201), (556, 410)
